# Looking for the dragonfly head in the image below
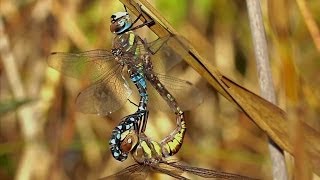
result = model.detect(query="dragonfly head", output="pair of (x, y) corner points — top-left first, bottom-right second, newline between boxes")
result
(120, 130), (139, 152)
(110, 12), (132, 34)
(109, 127), (138, 161)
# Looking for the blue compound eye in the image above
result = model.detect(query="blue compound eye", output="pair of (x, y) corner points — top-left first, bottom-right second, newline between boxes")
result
(111, 12), (128, 21)
(110, 12), (132, 34)
(118, 19), (125, 26)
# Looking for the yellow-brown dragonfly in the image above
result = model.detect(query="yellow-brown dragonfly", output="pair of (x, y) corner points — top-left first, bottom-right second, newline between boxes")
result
(104, 114), (257, 180)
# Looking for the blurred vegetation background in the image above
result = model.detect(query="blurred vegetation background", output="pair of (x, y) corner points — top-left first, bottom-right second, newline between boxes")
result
(0, 0), (319, 179)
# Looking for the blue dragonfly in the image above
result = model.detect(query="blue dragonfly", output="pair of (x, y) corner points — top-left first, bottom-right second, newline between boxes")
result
(47, 5), (202, 116)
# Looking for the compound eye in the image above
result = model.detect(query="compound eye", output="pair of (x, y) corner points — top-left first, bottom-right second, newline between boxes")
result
(120, 131), (138, 153)
(118, 19), (125, 26)
(121, 138), (133, 153)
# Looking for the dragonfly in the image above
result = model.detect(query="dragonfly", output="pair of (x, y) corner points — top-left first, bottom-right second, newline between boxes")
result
(104, 111), (257, 180)
(47, 4), (202, 116)
(48, 3), (202, 161)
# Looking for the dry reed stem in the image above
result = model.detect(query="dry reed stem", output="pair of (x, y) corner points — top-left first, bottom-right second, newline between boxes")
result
(246, 0), (287, 179)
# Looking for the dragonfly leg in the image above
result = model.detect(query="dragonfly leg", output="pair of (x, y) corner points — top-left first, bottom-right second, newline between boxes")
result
(129, 1), (155, 31)
(131, 3), (143, 25)
(123, 4), (128, 13)
(130, 19), (155, 31)
(137, 35), (170, 56)
(128, 99), (139, 107)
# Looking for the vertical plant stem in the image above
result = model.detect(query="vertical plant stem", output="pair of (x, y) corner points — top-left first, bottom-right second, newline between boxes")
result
(245, 0), (288, 179)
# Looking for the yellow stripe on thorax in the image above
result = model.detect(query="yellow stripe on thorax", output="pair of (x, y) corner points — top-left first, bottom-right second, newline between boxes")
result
(128, 33), (135, 46)
(151, 141), (162, 156)
(140, 141), (152, 159)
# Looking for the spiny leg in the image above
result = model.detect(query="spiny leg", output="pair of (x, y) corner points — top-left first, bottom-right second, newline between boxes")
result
(128, 1), (155, 30)
(128, 99), (139, 107)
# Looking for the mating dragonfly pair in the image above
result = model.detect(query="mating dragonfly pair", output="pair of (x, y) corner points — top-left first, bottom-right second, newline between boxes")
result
(48, 2), (256, 180)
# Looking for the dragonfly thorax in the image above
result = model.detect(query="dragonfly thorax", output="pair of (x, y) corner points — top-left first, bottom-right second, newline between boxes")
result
(112, 32), (137, 52)
(132, 133), (163, 164)
(111, 48), (123, 57)
(112, 32), (146, 71)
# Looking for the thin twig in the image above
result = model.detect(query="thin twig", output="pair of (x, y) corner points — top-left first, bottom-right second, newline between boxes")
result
(245, 0), (288, 179)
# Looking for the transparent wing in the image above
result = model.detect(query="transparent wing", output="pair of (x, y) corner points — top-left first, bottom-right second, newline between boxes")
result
(75, 65), (132, 115)
(135, 35), (170, 55)
(48, 50), (134, 114)
(165, 162), (256, 180)
(147, 73), (203, 112)
(134, 36), (203, 112)
(135, 35), (182, 74)
(150, 162), (189, 180)
(100, 164), (147, 180)
(47, 49), (117, 82)
(129, 73), (203, 112)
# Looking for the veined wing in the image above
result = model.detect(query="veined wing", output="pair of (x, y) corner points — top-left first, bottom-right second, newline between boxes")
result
(47, 49), (117, 82)
(147, 73), (203, 112)
(75, 65), (132, 115)
(135, 35), (182, 74)
(164, 162), (257, 180)
(100, 164), (147, 180)
(135, 35), (171, 55)
(149, 162), (189, 180)
(135, 36), (203, 111)
(101, 163), (186, 180)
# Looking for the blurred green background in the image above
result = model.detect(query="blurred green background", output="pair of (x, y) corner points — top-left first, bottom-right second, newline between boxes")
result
(0, 0), (319, 179)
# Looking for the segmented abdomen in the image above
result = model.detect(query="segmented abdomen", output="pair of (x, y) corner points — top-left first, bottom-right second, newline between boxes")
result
(143, 53), (186, 156)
